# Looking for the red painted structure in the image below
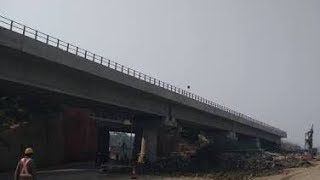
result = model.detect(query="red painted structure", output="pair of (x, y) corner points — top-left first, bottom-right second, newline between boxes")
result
(63, 108), (97, 161)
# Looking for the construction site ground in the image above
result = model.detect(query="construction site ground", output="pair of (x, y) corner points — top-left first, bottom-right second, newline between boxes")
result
(256, 161), (320, 180)
(1, 161), (319, 180)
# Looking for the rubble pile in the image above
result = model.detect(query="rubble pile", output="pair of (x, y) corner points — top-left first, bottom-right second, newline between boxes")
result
(220, 152), (308, 176)
(141, 144), (313, 179)
(139, 130), (312, 179)
(144, 154), (192, 173)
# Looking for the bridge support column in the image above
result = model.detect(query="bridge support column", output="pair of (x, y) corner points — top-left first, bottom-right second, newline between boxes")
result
(157, 126), (179, 157)
(132, 130), (142, 161)
(227, 131), (238, 141)
(97, 127), (110, 163)
(138, 127), (158, 163)
(256, 137), (261, 149)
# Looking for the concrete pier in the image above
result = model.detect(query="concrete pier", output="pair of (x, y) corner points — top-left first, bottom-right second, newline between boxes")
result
(139, 127), (158, 163)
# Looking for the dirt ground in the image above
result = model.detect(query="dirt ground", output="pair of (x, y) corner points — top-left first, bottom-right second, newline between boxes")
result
(255, 161), (320, 180)
(1, 170), (211, 180)
(1, 161), (319, 180)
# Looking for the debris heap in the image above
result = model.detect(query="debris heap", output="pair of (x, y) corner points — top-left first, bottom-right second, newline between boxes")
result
(141, 143), (312, 179)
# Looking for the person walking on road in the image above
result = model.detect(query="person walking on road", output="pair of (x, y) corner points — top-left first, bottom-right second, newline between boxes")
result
(14, 147), (37, 180)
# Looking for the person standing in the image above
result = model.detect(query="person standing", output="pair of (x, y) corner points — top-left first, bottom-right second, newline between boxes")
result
(14, 147), (37, 180)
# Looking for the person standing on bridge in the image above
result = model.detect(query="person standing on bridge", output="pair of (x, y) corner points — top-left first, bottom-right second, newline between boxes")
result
(14, 147), (37, 180)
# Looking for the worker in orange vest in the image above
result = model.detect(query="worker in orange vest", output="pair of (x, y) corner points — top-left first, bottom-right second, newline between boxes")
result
(14, 147), (37, 180)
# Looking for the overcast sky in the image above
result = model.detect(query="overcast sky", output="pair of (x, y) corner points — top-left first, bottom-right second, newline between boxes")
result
(1, 0), (319, 146)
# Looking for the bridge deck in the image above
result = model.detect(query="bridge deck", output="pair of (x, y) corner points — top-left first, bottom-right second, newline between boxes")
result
(0, 15), (286, 138)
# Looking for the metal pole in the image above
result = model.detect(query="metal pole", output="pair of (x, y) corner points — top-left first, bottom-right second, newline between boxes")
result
(10, 21), (13, 30)
(130, 121), (133, 165)
(66, 43), (69, 52)
(22, 26), (26, 35)
(76, 47), (79, 55)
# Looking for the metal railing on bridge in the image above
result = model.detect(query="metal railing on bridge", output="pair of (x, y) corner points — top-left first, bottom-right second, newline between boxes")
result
(0, 15), (286, 137)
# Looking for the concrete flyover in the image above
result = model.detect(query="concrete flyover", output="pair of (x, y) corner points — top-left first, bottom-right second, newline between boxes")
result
(0, 16), (286, 163)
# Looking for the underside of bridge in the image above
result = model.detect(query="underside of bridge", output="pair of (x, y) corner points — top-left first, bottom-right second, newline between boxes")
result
(0, 78), (281, 171)
(0, 27), (285, 171)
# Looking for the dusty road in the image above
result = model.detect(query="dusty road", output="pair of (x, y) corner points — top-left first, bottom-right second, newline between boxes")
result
(0, 161), (210, 179)
(1, 161), (319, 180)
(255, 161), (320, 180)
(1, 170), (210, 180)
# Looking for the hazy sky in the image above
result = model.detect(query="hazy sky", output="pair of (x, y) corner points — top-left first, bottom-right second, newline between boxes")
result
(1, 0), (319, 146)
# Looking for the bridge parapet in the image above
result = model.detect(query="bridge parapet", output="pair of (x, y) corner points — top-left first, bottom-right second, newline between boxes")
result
(0, 15), (286, 138)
